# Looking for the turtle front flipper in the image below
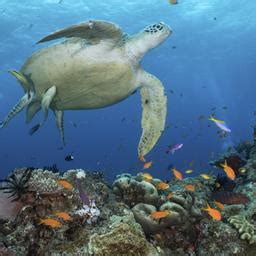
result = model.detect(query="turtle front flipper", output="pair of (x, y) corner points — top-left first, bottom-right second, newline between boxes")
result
(138, 71), (167, 157)
(0, 91), (35, 128)
(54, 110), (65, 146)
(29, 86), (56, 135)
(37, 20), (123, 46)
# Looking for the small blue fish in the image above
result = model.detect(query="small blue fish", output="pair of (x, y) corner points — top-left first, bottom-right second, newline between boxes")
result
(215, 122), (231, 133)
(166, 143), (183, 154)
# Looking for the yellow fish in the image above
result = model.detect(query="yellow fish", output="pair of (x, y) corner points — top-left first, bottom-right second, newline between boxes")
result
(185, 169), (193, 174)
(208, 116), (225, 124)
(141, 173), (153, 181)
(239, 167), (247, 174)
(200, 174), (211, 180)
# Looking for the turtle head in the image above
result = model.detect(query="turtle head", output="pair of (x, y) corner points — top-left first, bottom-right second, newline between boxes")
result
(125, 22), (171, 62)
(142, 22), (171, 49)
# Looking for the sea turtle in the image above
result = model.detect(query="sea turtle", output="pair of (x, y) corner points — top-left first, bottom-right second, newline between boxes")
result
(0, 20), (171, 157)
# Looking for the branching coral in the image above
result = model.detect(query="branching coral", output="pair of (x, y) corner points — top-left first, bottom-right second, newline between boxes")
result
(228, 215), (256, 244)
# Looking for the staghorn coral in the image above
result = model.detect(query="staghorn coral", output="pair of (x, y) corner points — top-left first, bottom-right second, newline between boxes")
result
(228, 215), (256, 244)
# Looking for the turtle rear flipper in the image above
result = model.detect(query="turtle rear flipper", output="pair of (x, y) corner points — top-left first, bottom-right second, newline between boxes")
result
(29, 85), (57, 134)
(8, 70), (34, 92)
(138, 70), (167, 157)
(0, 91), (35, 128)
(37, 20), (123, 46)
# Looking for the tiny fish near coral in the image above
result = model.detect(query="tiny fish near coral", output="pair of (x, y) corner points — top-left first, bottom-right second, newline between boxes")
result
(156, 182), (169, 190)
(57, 179), (73, 190)
(39, 218), (62, 228)
(172, 168), (183, 180)
(202, 203), (221, 221)
(150, 210), (171, 220)
(54, 212), (72, 221)
(143, 161), (153, 169)
(221, 160), (236, 180)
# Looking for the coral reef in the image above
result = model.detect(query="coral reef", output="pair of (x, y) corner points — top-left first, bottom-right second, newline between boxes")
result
(112, 173), (161, 207)
(2, 134), (256, 255)
(228, 215), (256, 244)
(87, 211), (158, 256)
(113, 173), (204, 235)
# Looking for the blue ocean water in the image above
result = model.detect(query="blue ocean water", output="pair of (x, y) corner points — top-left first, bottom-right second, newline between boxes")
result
(0, 0), (255, 182)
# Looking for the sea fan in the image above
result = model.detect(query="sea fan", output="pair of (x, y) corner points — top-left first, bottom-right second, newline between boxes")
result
(212, 191), (250, 205)
(75, 178), (90, 206)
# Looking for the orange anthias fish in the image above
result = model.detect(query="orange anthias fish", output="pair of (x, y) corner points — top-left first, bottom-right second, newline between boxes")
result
(166, 192), (174, 200)
(202, 203), (222, 221)
(54, 212), (72, 221)
(214, 201), (225, 210)
(57, 179), (74, 190)
(184, 184), (195, 192)
(141, 173), (153, 181)
(143, 161), (153, 169)
(39, 218), (62, 228)
(150, 210), (170, 220)
(172, 168), (183, 180)
(156, 182), (169, 190)
(220, 160), (236, 180)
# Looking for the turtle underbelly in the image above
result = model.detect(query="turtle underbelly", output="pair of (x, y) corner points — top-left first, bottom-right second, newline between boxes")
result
(52, 79), (135, 110)
(21, 42), (136, 110)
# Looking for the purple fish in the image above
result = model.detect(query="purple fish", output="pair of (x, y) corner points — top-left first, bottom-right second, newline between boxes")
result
(166, 143), (183, 154)
(215, 122), (231, 133)
(75, 178), (90, 206)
